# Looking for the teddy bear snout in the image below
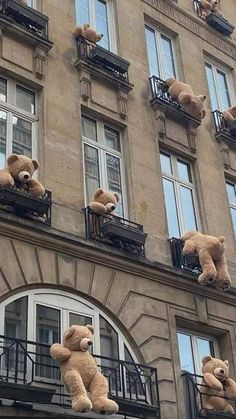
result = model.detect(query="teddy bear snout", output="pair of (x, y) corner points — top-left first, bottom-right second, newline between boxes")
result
(80, 337), (93, 351)
(18, 171), (31, 182)
(106, 203), (116, 213)
(220, 369), (225, 374)
(87, 340), (92, 346)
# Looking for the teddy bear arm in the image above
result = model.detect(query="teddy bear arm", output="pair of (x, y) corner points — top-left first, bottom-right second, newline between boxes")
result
(50, 343), (71, 361)
(26, 178), (45, 197)
(0, 170), (14, 187)
(223, 111), (234, 122)
(89, 201), (107, 214)
(225, 378), (236, 399)
(182, 239), (196, 256)
(203, 372), (223, 391)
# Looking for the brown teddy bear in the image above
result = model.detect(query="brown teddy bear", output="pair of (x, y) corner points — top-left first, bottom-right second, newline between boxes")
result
(199, 0), (220, 17)
(181, 231), (231, 292)
(73, 23), (103, 43)
(50, 325), (119, 415)
(223, 106), (236, 123)
(201, 355), (236, 413)
(89, 188), (119, 215)
(0, 154), (45, 197)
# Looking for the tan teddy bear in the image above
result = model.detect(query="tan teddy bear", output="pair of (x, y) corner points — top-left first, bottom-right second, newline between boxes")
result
(200, 355), (236, 413)
(199, 0), (219, 17)
(181, 231), (231, 292)
(223, 106), (236, 123)
(73, 23), (103, 43)
(89, 188), (119, 215)
(50, 325), (119, 415)
(165, 78), (206, 120)
(0, 154), (45, 197)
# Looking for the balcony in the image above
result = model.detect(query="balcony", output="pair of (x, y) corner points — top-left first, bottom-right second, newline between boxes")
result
(183, 371), (236, 418)
(0, 185), (52, 225)
(83, 207), (147, 256)
(0, 335), (160, 419)
(193, 0), (234, 36)
(212, 110), (236, 147)
(170, 237), (202, 275)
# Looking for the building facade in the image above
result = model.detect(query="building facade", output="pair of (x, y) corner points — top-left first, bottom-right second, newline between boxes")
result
(0, 0), (235, 418)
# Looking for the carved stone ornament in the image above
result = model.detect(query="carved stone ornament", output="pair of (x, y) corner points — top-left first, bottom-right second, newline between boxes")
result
(33, 47), (46, 79)
(220, 142), (231, 169)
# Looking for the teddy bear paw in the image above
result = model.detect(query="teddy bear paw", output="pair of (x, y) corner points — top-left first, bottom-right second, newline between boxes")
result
(92, 398), (119, 415)
(216, 279), (231, 292)
(198, 272), (217, 285)
(72, 396), (92, 412)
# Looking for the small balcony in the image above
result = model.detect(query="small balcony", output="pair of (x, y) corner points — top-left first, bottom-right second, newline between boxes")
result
(212, 110), (236, 146)
(0, 185), (52, 225)
(170, 237), (202, 275)
(193, 0), (234, 36)
(83, 207), (147, 256)
(183, 371), (236, 418)
(0, 335), (160, 419)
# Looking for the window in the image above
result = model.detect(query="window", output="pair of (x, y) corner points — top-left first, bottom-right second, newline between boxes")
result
(82, 116), (126, 217)
(0, 77), (37, 169)
(145, 26), (176, 80)
(226, 181), (236, 236)
(27, 0), (36, 7)
(76, 0), (116, 52)
(160, 152), (198, 237)
(205, 62), (233, 111)
(177, 331), (216, 375)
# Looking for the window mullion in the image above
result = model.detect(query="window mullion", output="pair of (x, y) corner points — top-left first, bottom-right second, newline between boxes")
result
(213, 66), (221, 110)
(175, 182), (184, 235)
(156, 32), (163, 79)
(7, 112), (13, 157)
(90, 0), (96, 28)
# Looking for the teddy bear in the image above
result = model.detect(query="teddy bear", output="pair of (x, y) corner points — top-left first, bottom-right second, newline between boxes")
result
(50, 325), (119, 415)
(89, 188), (119, 215)
(200, 355), (236, 413)
(223, 106), (236, 124)
(199, 0), (220, 17)
(73, 23), (103, 43)
(165, 78), (206, 120)
(0, 154), (45, 197)
(181, 231), (231, 292)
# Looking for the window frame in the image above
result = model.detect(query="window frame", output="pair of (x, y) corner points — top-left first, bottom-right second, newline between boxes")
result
(226, 180), (236, 236)
(205, 59), (235, 111)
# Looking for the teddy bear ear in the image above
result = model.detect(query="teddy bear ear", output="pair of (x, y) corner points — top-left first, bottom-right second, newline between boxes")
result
(202, 355), (212, 365)
(114, 192), (120, 202)
(32, 159), (39, 170)
(86, 325), (94, 335)
(64, 325), (77, 340)
(198, 95), (206, 102)
(224, 360), (229, 367)
(93, 188), (104, 199)
(7, 154), (19, 165)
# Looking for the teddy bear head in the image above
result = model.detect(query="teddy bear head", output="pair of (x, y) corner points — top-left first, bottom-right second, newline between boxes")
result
(202, 355), (229, 382)
(228, 106), (236, 119)
(7, 154), (39, 183)
(83, 23), (103, 43)
(179, 93), (206, 119)
(89, 188), (120, 215)
(63, 324), (94, 352)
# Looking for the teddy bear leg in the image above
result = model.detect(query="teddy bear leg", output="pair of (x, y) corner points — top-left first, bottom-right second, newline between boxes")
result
(224, 403), (234, 413)
(26, 178), (45, 197)
(64, 370), (92, 413)
(90, 371), (119, 415)
(215, 256), (231, 292)
(198, 249), (217, 285)
(89, 202), (107, 215)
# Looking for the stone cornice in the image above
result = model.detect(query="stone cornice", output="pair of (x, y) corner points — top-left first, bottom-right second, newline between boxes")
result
(142, 0), (236, 60)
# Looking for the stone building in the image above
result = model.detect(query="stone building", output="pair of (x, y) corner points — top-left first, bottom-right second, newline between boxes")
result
(0, 0), (235, 418)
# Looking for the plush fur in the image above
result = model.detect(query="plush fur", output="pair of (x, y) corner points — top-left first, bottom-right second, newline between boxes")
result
(50, 325), (119, 415)
(199, 0), (223, 18)
(89, 188), (119, 215)
(0, 154), (45, 197)
(201, 356), (236, 413)
(73, 24), (103, 43)
(223, 106), (236, 123)
(165, 78), (206, 119)
(181, 231), (231, 291)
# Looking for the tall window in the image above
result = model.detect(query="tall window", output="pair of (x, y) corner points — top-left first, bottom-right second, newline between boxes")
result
(0, 77), (37, 169)
(82, 115), (125, 217)
(145, 26), (176, 80)
(177, 331), (216, 376)
(205, 62), (232, 111)
(226, 181), (236, 236)
(160, 152), (198, 237)
(76, 0), (115, 51)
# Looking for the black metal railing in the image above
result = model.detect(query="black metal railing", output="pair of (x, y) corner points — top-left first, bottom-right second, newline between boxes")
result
(170, 237), (202, 275)
(0, 335), (160, 418)
(76, 36), (130, 80)
(212, 110), (236, 141)
(193, 0), (206, 20)
(183, 371), (236, 419)
(83, 206), (147, 256)
(149, 76), (184, 111)
(193, 0), (234, 36)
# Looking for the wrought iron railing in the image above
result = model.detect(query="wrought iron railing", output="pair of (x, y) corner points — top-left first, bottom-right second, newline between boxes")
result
(193, 0), (206, 20)
(149, 76), (184, 111)
(212, 109), (236, 141)
(170, 237), (202, 275)
(83, 206), (147, 256)
(0, 335), (160, 418)
(183, 371), (236, 419)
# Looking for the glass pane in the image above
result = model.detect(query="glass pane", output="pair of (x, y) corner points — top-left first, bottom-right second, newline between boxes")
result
(84, 144), (100, 203)
(162, 178), (180, 237)
(12, 117), (32, 157)
(205, 63), (218, 110)
(160, 153), (172, 175)
(16, 86), (35, 114)
(161, 36), (175, 79)
(230, 208), (236, 236)
(177, 160), (191, 182)
(106, 153), (123, 217)
(197, 338), (214, 364)
(69, 313), (92, 327)
(99, 316), (120, 392)
(217, 70), (231, 110)
(76, 0), (89, 26)
(0, 111), (7, 169)
(180, 186), (197, 232)
(82, 116), (97, 141)
(145, 27), (160, 77)
(104, 126), (120, 151)
(95, 0), (109, 50)
(0, 78), (7, 102)
(177, 332), (195, 373)
(226, 182), (236, 204)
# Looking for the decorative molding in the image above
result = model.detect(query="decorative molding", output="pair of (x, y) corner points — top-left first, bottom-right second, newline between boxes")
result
(154, 108), (166, 138)
(186, 121), (198, 153)
(33, 47), (46, 79)
(142, 0), (236, 60)
(220, 142), (231, 169)
(117, 88), (128, 119)
(80, 76), (91, 101)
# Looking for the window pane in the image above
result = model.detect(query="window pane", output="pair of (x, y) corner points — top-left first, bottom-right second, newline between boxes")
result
(162, 178), (180, 237)
(5, 297), (28, 339)
(104, 126), (120, 151)
(0, 111), (7, 169)
(205, 63), (218, 110)
(82, 116), (97, 141)
(197, 338), (214, 363)
(145, 27), (160, 77)
(99, 316), (119, 392)
(180, 186), (197, 232)
(95, 0), (109, 50)
(16, 85), (35, 114)
(177, 333), (195, 373)
(177, 160), (191, 182)
(230, 208), (236, 235)
(69, 313), (92, 327)
(217, 70), (231, 110)
(84, 144), (100, 203)
(226, 182), (236, 204)
(12, 117), (32, 157)
(76, 0), (89, 26)
(106, 153), (123, 217)
(160, 153), (172, 175)
(0, 78), (7, 102)
(161, 36), (175, 79)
